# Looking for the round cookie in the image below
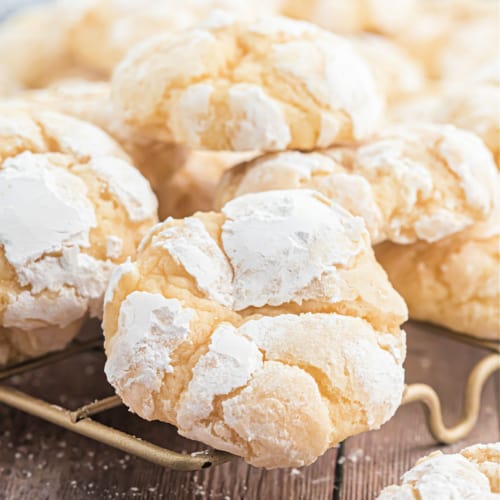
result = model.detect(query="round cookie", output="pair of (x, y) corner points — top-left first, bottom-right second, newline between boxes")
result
(103, 189), (407, 468)
(62, 0), (279, 75)
(281, 0), (416, 35)
(350, 34), (426, 104)
(375, 205), (500, 340)
(377, 443), (500, 499)
(0, 107), (158, 365)
(391, 84), (500, 168)
(158, 150), (257, 219)
(112, 16), (383, 151)
(215, 124), (498, 245)
(10, 80), (189, 201)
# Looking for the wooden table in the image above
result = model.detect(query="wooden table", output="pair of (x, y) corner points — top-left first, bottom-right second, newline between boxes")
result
(0, 322), (498, 500)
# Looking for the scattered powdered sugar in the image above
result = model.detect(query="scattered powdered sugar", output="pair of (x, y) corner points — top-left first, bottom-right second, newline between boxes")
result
(347, 448), (364, 463)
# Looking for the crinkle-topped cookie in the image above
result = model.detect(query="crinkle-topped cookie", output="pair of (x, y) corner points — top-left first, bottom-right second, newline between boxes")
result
(215, 124), (498, 244)
(391, 84), (500, 168)
(61, 0), (279, 75)
(377, 443), (500, 499)
(281, 0), (416, 35)
(0, 107), (158, 365)
(103, 189), (407, 468)
(112, 16), (383, 151)
(375, 204), (500, 340)
(10, 80), (189, 198)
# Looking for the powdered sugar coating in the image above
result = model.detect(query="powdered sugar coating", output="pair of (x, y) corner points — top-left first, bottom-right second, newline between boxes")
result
(106, 236), (124, 259)
(103, 260), (137, 306)
(152, 218), (234, 308)
(0, 154), (96, 267)
(222, 190), (367, 309)
(105, 292), (194, 418)
(176, 323), (263, 450)
(4, 289), (88, 331)
(87, 156), (158, 222)
(112, 16), (383, 151)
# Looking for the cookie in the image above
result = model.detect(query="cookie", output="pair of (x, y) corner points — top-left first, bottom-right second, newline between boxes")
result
(112, 16), (383, 151)
(63, 0), (278, 75)
(215, 124), (498, 244)
(376, 205), (500, 340)
(0, 107), (158, 365)
(103, 189), (407, 468)
(10, 80), (189, 204)
(377, 443), (499, 498)
(391, 84), (500, 168)
(281, 0), (416, 35)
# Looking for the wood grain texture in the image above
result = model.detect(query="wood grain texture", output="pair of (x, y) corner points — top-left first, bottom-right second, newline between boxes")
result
(339, 322), (500, 500)
(0, 321), (498, 500)
(0, 339), (337, 500)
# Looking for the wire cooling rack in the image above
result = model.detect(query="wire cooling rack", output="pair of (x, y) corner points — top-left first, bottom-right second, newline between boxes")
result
(0, 323), (498, 471)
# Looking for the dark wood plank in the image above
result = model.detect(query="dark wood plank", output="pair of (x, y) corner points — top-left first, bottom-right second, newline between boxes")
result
(0, 326), (338, 500)
(340, 322), (500, 500)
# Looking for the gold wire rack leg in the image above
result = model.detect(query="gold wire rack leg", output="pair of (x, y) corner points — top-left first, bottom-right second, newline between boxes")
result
(0, 385), (233, 471)
(401, 353), (500, 444)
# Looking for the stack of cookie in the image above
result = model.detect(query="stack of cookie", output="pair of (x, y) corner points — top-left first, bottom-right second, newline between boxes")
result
(0, 0), (498, 481)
